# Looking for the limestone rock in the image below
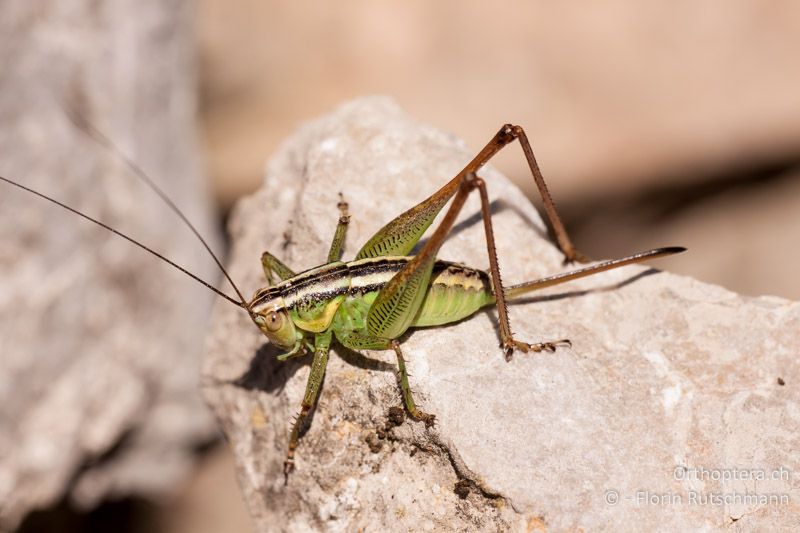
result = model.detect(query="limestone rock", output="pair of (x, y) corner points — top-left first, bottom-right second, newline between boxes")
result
(0, 1), (218, 529)
(204, 97), (799, 531)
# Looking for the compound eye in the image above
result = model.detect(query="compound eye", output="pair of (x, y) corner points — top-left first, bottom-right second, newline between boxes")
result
(265, 311), (283, 332)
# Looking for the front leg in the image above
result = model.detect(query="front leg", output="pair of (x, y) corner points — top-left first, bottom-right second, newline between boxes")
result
(276, 338), (312, 361)
(335, 330), (435, 426)
(284, 330), (332, 479)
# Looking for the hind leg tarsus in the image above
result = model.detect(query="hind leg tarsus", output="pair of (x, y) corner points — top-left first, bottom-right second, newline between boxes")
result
(509, 338), (572, 357)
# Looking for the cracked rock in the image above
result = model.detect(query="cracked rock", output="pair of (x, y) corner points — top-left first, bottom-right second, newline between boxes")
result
(203, 97), (800, 532)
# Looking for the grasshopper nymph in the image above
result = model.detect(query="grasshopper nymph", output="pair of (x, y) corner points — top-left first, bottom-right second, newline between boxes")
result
(1, 123), (685, 479)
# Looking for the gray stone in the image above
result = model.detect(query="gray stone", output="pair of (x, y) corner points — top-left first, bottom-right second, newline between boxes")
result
(204, 97), (800, 532)
(0, 1), (218, 529)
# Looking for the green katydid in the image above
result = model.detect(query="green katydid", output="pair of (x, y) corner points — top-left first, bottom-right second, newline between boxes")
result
(0, 122), (685, 479)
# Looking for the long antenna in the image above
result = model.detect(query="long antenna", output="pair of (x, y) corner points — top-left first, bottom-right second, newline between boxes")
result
(61, 103), (249, 307)
(0, 175), (246, 309)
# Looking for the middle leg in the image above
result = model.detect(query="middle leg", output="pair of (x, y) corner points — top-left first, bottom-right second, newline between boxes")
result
(335, 330), (435, 425)
(327, 193), (350, 262)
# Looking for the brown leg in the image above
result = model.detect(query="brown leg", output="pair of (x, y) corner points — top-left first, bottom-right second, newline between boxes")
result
(471, 173), (571, 360)
(366, 124), (589, 352)
(432, 124), (587, 264)
(506, 126), (587, 263)
(368, 169), (570, 360)
(356, 124), (586, 264)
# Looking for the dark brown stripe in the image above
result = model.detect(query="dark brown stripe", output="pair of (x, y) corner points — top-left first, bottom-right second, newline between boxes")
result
(251, 256), (491, 309)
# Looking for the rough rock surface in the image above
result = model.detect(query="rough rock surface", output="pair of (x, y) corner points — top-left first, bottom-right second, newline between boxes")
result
(0, 1), (218, 529)
(204, 97), (799, 532)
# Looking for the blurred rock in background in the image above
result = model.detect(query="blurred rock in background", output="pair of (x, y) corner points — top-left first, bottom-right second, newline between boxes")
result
(0, 0), (221, 530)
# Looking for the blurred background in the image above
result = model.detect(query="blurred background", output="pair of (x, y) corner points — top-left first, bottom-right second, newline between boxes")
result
(6, 1), (800, 531)
(199, 1), (800, 301)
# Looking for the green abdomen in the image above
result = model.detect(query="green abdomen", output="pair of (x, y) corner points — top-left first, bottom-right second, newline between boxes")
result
(412, 263), (493, 327)
(335, 257), (494, 332)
